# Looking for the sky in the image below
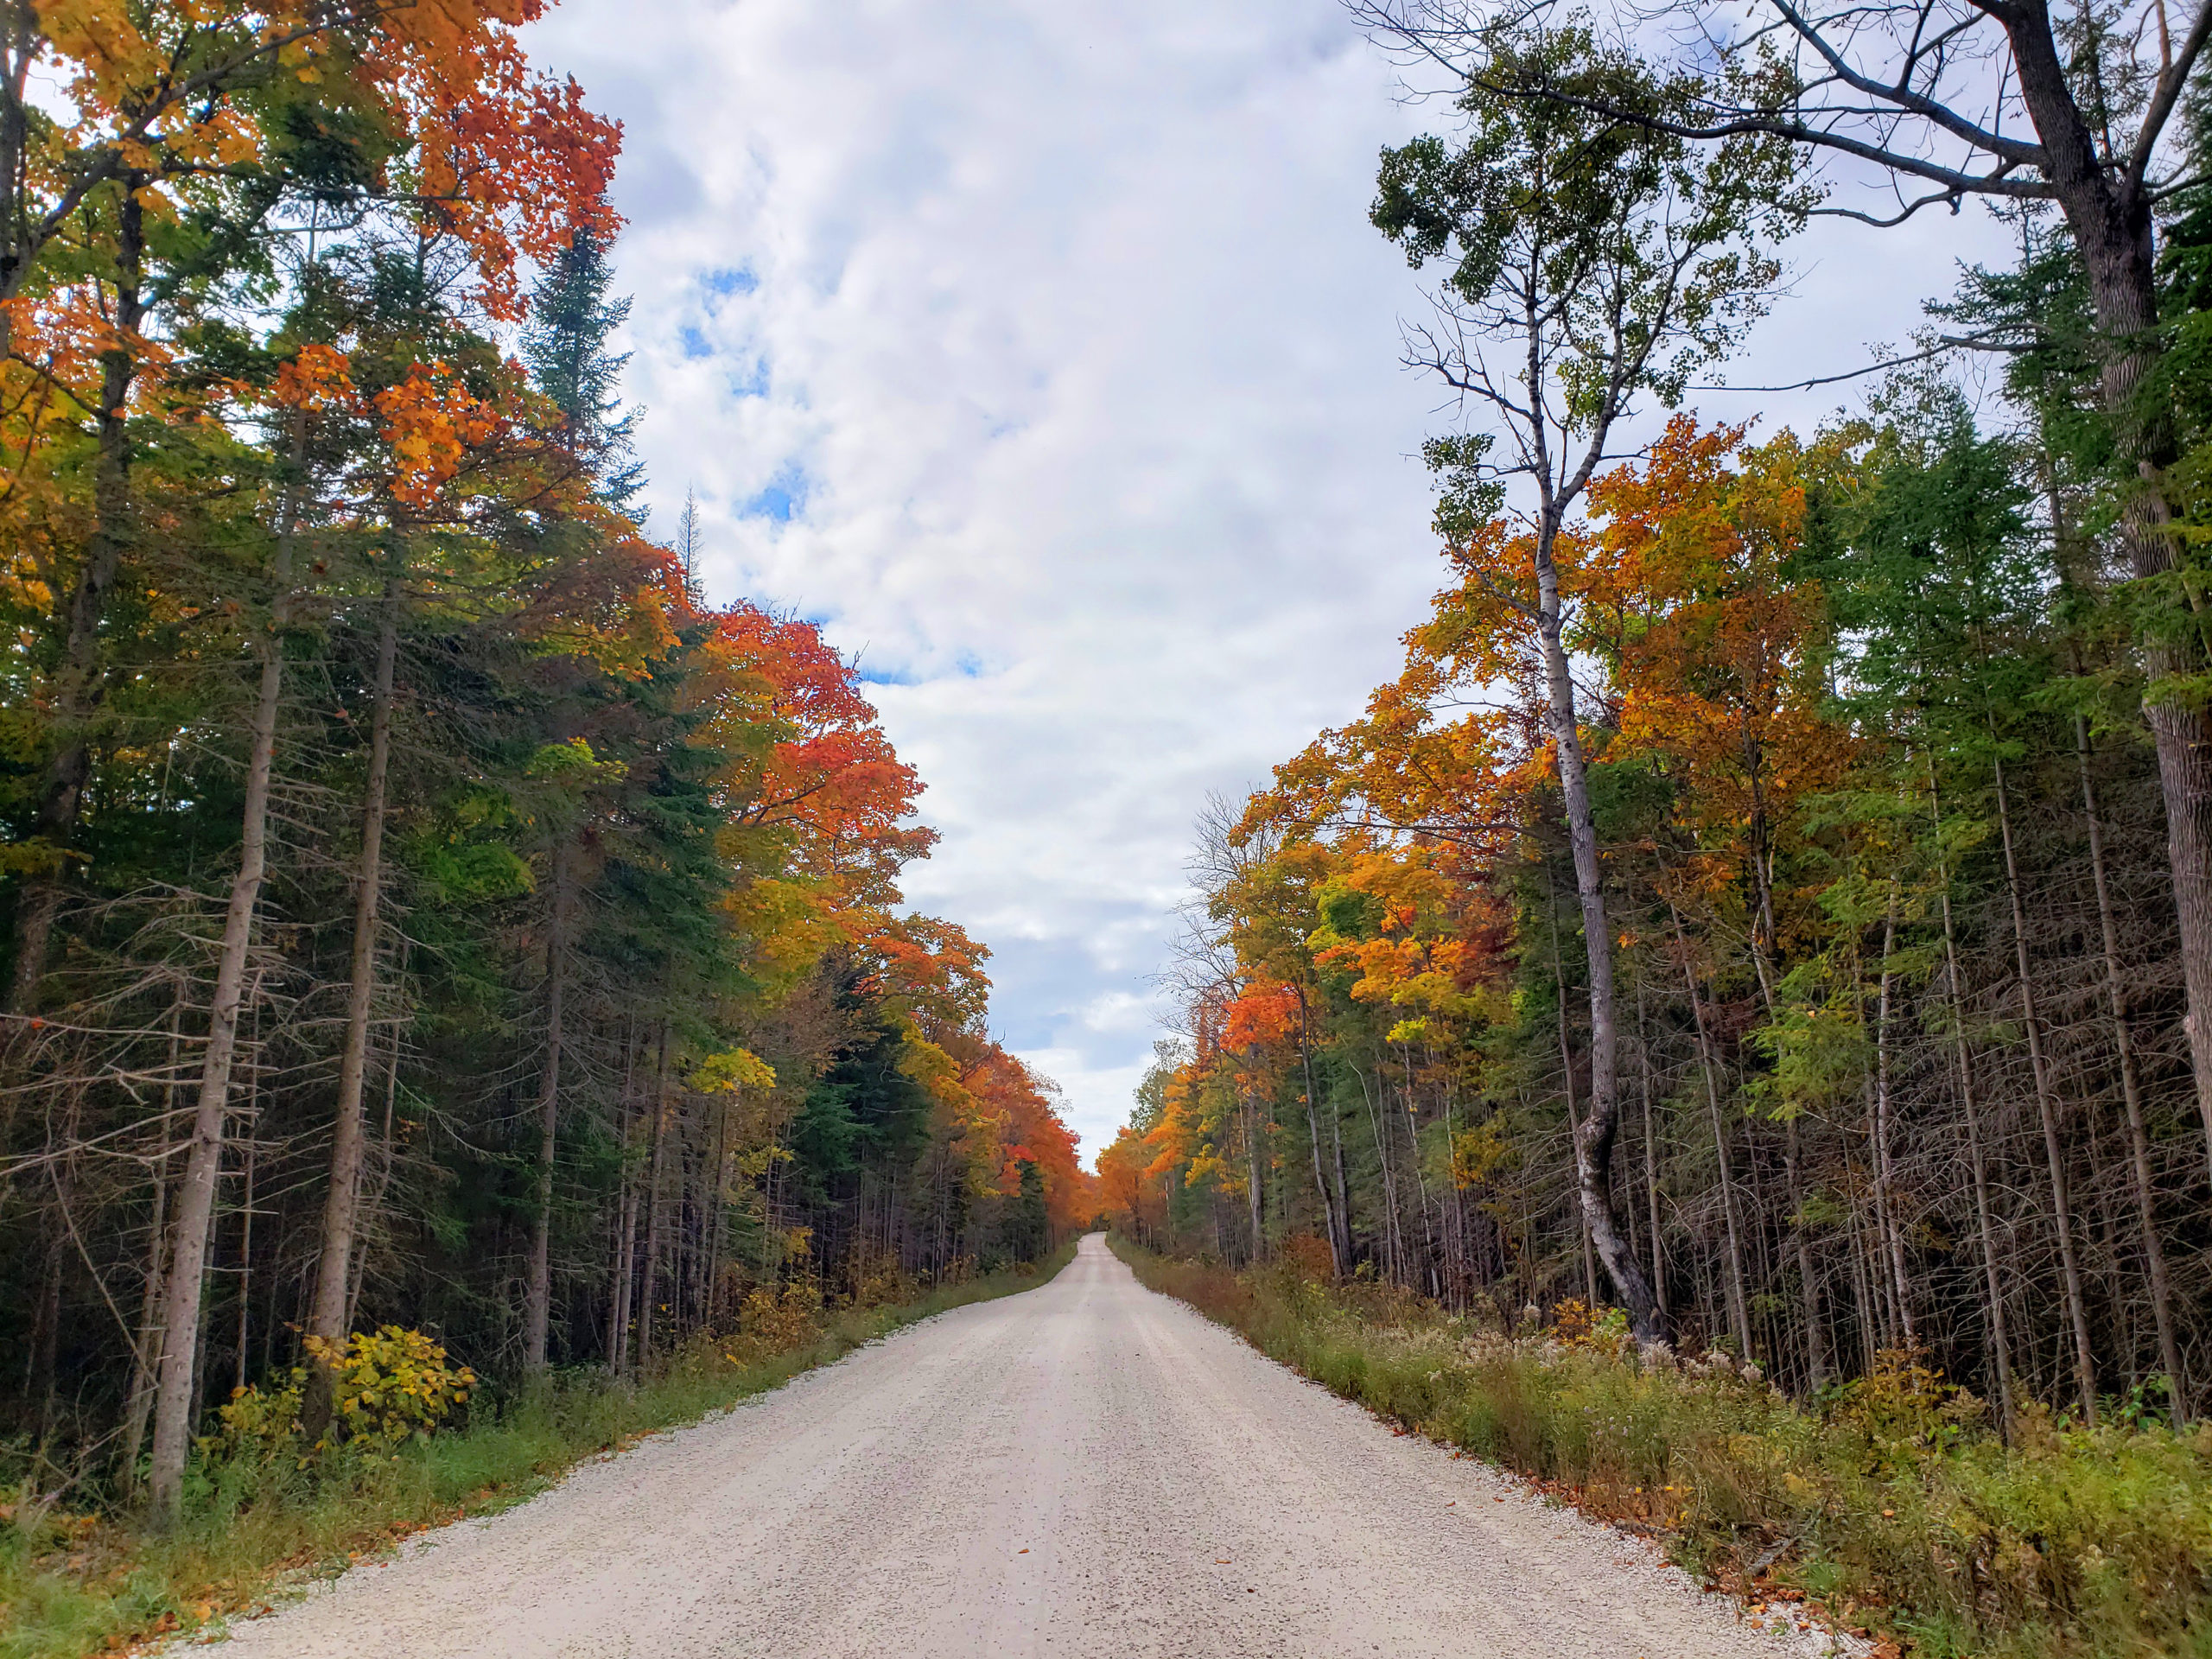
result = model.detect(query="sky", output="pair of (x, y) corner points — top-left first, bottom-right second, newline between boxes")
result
(528, 0), (2011, 1159)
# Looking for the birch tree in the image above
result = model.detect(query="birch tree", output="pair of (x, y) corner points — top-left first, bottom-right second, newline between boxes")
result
(1368, 26), (1808, 1339)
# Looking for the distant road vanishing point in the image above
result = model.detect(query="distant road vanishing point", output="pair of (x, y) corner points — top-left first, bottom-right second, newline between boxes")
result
(208, 1236), (1824, 1658)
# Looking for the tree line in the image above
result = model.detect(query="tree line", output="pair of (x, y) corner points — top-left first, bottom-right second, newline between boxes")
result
(1103, 0), (2212, 1428)
(0, 3), (1084, 1525)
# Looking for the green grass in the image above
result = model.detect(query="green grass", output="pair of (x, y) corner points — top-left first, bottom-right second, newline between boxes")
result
(0, 1244), (1073, 1659)
(1110, 1235), (2212, 1659)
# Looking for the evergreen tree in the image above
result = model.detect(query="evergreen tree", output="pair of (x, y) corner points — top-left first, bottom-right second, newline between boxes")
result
(522, 228), (645, 517)
(677, 486), (703, 597)
(1007, 1158), (1049, 1266)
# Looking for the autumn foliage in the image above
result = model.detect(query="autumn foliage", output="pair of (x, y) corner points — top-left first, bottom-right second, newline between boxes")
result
(0, 0), (1081, 1573)
(1103, 399), (2212, 1468)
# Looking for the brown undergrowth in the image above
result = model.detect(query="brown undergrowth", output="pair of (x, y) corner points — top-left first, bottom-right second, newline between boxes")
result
(1111, 1234), (2212, 1659)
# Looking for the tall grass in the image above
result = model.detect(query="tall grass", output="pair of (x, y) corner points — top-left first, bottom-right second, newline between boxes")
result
(1112, 1236), (2212, 1659)
(0, 1246), (1073, 1659)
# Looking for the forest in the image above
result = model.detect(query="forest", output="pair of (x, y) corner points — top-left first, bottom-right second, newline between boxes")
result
(0, 0), (1087, 1535)
(14, 0), (2212, 1649)
(1100, 1), (2212, 1435)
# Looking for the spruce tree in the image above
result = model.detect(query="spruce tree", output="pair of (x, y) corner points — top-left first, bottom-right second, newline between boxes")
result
(523, 228), (645, 516)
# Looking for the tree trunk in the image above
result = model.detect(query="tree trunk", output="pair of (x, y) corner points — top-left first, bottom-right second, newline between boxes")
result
(234, 1136), (255, 1394)
(1992, 750), (2097, 1419)
(2005, 36), (2212, 1173)
(1294, 988), (1344, 1274)
(1547, 876), (1599, 1306)
(30, 1173), (68, 1431)
(524, 842), (575, 1373)
(678, 1132), (701, 1334)
(1330, 1091), (1352, 1271)
(1957, 1036), (2016, 1434)
(0, 16), (34, 321)
(1243, 1093), (1266, 1263)
(1535, 531), (1660, 1341)
(2075, 716), (2186, 1417)
(608, 1030), (641, 1370)
(1931, 774), (2016, 1432)
(144, 600), (289, 1522)
(610, 1136), (639, 1373)
(1399, 1054), (1436, 1296)
(9, 189), (144, 1014)
(639, 1023), (671, 1367)
(1784, 1114), (1823, 1392)
(1635, 975), (1667, 1320)
(302, 575), (400, 1431)
(1668, 902), (1752, 1357)
(1743, 856), (1825, 1389)
(1870, 893), (1916, 1348)
(143, 415), (308, 1523)
(1360, 1064), (1405, 1284)
(705, 1093), (730, 1329)
(346, 1033), (401, 1338)
(119, 1114), (174, 1494)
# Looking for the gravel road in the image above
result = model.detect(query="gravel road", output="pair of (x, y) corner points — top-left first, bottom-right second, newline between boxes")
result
(210, 1236), (1832, 1658)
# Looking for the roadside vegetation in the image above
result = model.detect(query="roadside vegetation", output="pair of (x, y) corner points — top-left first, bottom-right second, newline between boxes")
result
(0, 0), (1093, 1602)
(1114, 1235), (2211, 1659)
(0, 1247), (1071, 1659)
(1099, 25), (2212, 1659)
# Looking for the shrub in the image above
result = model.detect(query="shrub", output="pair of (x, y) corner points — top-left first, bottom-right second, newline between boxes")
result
(845, 1249), (918, 1309)
(213, 1325), (476, 1465)
(312, 1327), (477, 1453)
(724, 1281), (824, 1363)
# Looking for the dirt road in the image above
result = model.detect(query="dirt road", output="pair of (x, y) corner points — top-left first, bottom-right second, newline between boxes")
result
(212, 1236), (1826, 1657)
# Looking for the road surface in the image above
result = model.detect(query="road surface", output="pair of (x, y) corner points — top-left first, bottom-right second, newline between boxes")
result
(212, 1236), (1829, 1657)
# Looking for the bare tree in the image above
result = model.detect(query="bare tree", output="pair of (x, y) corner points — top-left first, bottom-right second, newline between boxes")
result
(302, 564), (403, 1433)
(146, 536), (297, 1525)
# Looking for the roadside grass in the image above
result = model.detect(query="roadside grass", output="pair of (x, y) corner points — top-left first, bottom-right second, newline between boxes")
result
(1109, 1236), (2212, 1659)
(0, 1245), (1074, 1659)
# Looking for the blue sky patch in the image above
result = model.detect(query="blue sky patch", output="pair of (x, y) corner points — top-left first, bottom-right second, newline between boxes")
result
(741, 463), (810, 524)
(702, 264), (759, 301)
(727, 356), (770, 398)
(854, 660), (921, 688)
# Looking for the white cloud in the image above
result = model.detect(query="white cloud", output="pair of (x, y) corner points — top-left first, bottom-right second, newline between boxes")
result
(1080, 991), (1155, 1035)
(530, 0), (2013, 1159)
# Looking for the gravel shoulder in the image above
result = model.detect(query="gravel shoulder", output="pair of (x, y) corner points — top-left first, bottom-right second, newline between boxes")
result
(206, 1236), (1838, 1658)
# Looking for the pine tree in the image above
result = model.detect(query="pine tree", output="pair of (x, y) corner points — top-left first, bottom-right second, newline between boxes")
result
(522, 228), (645, 516)
(1008, 1158), (1049, 1266)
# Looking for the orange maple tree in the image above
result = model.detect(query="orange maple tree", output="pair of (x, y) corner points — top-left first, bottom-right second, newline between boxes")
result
(1584, 416), (1859, 973)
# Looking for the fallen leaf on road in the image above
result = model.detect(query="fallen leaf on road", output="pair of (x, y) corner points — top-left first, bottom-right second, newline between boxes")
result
(1018, 1549), (1029, 1554)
